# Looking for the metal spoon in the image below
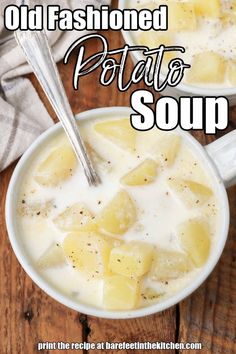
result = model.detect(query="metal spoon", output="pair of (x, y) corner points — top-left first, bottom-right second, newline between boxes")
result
(15, 30), (100, 186)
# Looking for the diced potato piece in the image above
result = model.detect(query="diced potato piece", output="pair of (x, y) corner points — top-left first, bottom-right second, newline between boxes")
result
(138, 30), (169, 48)
(221, 0), (236, 25)
(176, 150), (207, 184)
(233, 0), (236, 11)
(227, 60), (236, 86)
(187, 52), (226, 84)
(62, 232), (111, 277)
(109, 242), (154, 277)
(37, 244), (65, 269)
(77, 221), (99, 233)
(152, 135), (181, 166)
(167, 2), (197, 31)
(150, 249), (192, 280)
(141, 288), (163, 301)
(178, 220), (211, 267)
(34, 145), (77, 186)
(96, 190), (137, 236)
(168, 178), (213, 206)
(193, 0), (221, 18)
(138, 31), (175, 63)
(53, 203), (94, 232)
(18, 199), (53, 217)
(221, 12), (236, 26)
(103, 275), (139, 310)
(94, 119), (136, 151)
(121, 159), (158, 186)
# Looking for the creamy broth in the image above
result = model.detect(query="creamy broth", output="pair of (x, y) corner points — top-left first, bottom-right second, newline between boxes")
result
(17, 117), (220, 310)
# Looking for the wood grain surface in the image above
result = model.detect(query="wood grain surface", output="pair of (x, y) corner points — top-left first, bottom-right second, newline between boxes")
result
(0, 1), (235, 353)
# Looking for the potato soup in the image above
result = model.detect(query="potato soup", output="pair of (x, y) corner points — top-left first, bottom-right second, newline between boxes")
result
(131, 0), (236, 88)
(17, 116), (220, 311)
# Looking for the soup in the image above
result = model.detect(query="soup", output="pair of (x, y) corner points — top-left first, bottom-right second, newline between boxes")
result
(130, 0), (236, 88)
(17, 116), (220, 310)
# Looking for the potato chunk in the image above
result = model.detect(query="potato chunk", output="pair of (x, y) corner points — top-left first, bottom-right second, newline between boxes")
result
(94, 119), (136, 151)
(53, 203), (94, 232)
(193, 0), (221, 18)
(37, 244), (65, 269)
(178, 220), (211, 267)
(221, 12), (236, 26)
(96, 190), (137, 236)
(138, 30), (173, 48)
(167, 2), (197, 31)
(187, 52), (226, 84)
(109, 242), (154, 277)
(168, 178), (213, 206)
(150, 249), (192, 280)
(152, 135), (181, 166)
(121, 159), (158, 186)
(62, 232), (111, 277)
(233, 0), (236, 11)
(227, 61), (236, 86)
(138, 31), (175, 63)
(34, 145), (77, 186)
(76, 221), (99, 233)
(103, 275), (139, 310)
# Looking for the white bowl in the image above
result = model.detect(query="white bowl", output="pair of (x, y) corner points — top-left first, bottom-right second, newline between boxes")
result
(5, 107), (235, 319)
(119, 0), (236, 106)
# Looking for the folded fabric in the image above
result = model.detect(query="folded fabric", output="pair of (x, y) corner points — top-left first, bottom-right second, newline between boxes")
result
(0, 0), (110, 172)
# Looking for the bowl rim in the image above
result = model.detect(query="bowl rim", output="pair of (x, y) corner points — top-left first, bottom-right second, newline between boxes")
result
(118, 0), (236, 97)
(5, 106), (230, 319)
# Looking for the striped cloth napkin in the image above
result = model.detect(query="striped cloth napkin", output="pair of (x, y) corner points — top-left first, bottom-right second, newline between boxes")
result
(0, 0), (110, 171)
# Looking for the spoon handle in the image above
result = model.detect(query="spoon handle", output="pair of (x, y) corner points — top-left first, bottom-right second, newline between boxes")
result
(15, 30), (100, 186)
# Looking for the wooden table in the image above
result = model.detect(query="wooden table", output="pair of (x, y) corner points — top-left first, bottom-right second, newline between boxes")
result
(0, 4), (235, 354)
